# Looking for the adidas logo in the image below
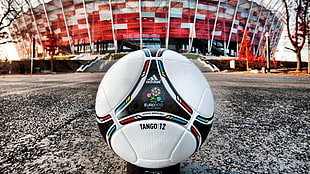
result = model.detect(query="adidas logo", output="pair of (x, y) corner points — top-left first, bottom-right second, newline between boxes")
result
(146, 75), (161, 84)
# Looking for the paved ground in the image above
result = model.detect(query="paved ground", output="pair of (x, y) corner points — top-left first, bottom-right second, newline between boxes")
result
(0, 72), (309, 173)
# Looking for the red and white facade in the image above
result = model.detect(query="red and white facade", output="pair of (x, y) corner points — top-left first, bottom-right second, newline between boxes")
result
(9, 0), (283, 58)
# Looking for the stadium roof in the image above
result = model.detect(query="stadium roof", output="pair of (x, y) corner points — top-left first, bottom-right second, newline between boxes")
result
(1, 0), (290, 60)
(9, 0), (286, 23)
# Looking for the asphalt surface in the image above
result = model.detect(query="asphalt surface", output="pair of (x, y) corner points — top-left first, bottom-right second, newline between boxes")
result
(0, 72), (309, 173)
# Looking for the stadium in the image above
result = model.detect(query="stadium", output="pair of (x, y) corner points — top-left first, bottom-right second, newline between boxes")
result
(8, 0), (283, 59)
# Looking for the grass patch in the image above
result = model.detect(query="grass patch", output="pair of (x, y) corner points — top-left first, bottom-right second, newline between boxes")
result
(111, 53), (127, 60)
(182, 53), (200, 59)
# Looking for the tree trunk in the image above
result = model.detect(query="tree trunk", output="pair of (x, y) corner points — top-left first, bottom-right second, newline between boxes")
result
(296, 50), (302, 72)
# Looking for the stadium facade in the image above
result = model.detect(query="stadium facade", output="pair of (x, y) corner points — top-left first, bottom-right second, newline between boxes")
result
(9, 0), (283, 59)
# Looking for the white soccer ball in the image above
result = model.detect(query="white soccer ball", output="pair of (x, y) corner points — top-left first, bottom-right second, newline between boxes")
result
(95, 48), (214, 169)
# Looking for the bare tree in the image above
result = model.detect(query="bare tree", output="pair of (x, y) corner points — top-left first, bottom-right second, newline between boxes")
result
(282, 0), (309, 72)
(0, 0), (23, 36)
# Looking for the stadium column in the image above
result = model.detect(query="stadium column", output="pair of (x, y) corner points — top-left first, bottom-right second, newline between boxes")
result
(271, 22), (283, 52)
(14, 24), (27, 58)
(165, 0), (172, 49)
(270, 21), (281, 48)
(109, 0), (117, 53)
(82, 0), (94, 54)
(188, 0), (199, 53)
(255, 11), (270, 56)
(226, 0), (240, 55)
(267, 0), (281, 49)
(251, 3), (263, 50)
(269, 18), (279, 48)
(139, 0), (143, 49)
(308, 25), (310, 74)
(209, 0), (221, 54)
(41, 1), (52, 34)
(19, 12), (32, 58)
(27, 1), (43, 50)
(266, 14), (277, 48)
(273, 1), (285, 49)
(241, 0), (254, 44)
(255, 0), (275, 56)
(272, 1), (285, 46)
(59, 0), (74, 54)
(42, 1), (57, 71)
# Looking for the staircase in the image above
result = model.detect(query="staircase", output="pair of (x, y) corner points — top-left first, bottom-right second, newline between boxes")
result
(76, 54), (220, 73)
(84, 60), (117, 72)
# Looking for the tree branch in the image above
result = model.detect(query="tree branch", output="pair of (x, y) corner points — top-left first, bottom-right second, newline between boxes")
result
(284, 46), (297, 52)
(0, 0), (23, 31)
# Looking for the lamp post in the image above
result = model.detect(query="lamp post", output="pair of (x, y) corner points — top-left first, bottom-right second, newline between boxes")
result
(31, 35), (36, 74)
(265, 32), (270, 73)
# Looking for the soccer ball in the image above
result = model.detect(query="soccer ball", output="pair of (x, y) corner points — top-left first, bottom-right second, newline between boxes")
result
(95, 48), (214, 169)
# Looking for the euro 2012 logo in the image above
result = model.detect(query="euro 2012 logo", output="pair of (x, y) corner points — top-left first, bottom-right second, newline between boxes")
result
(146, 87), (162, 102)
